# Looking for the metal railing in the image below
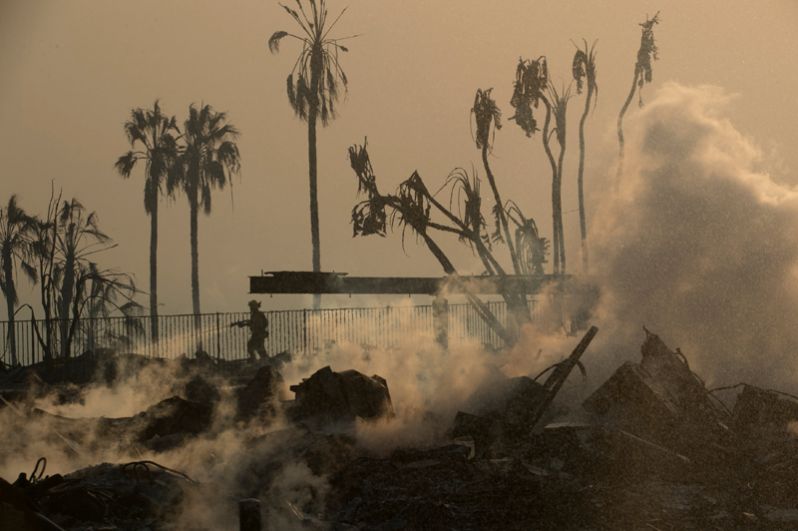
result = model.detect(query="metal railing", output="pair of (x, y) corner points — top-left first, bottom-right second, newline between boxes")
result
(0, 300), (532, 367)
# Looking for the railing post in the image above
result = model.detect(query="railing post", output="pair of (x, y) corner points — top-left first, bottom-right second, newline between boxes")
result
(215, 312), (221, 361)
(302, 309), (308, 355)
(30, 320), (35, 365)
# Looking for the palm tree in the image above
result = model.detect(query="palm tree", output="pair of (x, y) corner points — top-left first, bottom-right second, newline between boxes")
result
(348, 143), (514, 345)
(81, 262), (141, 352)
(269, 0), (354, 308)
(0, 196), (36, 365)
(546, 83), (573, 275)
(510, 57), (566, 274)
(115, 101), (179, 342)
(617, 12), (659, 180)
(471, 88), (520, 274)
(52, 198), (116, 357)
(572, 40), (598, 274)
(507, 202), (549, 276)
(169, 103), (241, 328)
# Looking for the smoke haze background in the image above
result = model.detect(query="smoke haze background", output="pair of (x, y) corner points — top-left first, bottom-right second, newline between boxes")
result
(1, 0), (796, 314)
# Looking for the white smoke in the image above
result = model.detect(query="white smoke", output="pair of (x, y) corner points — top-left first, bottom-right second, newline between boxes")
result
(588, 82), (798, 390)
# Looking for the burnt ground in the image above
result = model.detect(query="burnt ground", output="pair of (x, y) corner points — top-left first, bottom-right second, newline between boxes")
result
(3, 333), (798, 530)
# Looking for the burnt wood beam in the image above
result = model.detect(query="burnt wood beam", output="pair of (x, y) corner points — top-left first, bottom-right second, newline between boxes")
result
(249, 271), (565, 295)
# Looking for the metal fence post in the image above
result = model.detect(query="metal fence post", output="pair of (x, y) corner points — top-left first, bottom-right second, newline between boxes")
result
(302, 309), (308, 355)
(215, 312), (221, 361)
(30, 320), (35, 365)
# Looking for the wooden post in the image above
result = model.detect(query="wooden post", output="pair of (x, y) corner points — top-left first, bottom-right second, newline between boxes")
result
(530, 325), (598, 428)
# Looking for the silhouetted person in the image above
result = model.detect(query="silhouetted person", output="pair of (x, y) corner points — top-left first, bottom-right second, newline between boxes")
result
(233, 300), (269, 360)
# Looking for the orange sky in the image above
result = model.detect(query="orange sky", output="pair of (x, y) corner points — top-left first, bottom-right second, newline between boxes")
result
(1, 0), (796, 315)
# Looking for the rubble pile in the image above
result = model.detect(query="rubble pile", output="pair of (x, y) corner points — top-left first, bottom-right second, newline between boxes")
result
(3, 329), (798, 529)
(287, 365), (394, 424)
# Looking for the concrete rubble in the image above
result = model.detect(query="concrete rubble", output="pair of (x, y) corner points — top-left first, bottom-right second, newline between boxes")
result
(3, 328), (798, 529)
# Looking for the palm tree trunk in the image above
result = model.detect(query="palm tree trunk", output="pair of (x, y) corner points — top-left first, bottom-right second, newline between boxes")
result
(481, 146), (520, 274)
(308, 109), (321, 310)
(59, 251), (76, 358)
(577, 85), (593, 275)
(617, 67), (639, 181)
(5, 296), (16, 365)
(541, 100), (560, 275)
(419, 231), (513, 346)
(189, 186), (200, 331)
(555, 122), (567, 275)
(2, 264), (17, 365)
(149, 195), (159, 342)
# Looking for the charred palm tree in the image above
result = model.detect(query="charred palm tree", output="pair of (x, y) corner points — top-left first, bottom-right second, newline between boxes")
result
(28, 188), (61, 361)
(269, 0), (354, 309)
(471, 88), (520, 274)
(169, 103), (241, 328)
(52, 199), (116, 357)
(546, 83), (573, 275)
(572, 40), (598, 274)
(617, 12), (659, 180)
(509, 57), (566, 274)
(349, 140), (536, 346)
(115, 101), (179, 342)
(507, 201), (549, 276)
(25, 189), (135, 359)
(81, 262), (141, 352)
(0, 196), (36, 365)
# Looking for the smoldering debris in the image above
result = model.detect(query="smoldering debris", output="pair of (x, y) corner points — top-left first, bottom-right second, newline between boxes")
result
(4, 328), (798, 529)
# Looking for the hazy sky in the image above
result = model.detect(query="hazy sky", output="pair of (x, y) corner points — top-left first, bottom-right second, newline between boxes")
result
(1, 0), (797, 316)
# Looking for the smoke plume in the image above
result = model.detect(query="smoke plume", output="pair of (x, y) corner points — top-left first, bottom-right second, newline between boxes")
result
(589, 82), (798, 390)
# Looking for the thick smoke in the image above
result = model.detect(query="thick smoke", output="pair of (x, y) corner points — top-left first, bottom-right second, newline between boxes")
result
(589, 83), (798, 390)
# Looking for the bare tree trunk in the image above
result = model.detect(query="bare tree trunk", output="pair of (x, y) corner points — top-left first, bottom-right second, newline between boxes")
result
(541, 100), (560, 275)
(616, 67), (639, 181)
(414, 188), (530, 327)
(577, 84), (594, 274)
(481, 146), (520, 274)
(555, 114), (567, 275)
(418, 231), (514, 346)
(149, 194), (159, 342)
(59, 248), (76, 358)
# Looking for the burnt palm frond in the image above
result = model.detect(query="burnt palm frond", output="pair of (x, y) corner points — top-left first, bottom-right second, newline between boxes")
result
(471, 88), (502, 151)
(571, 39), (599, 106)
(547, 82), (573, 147)
(617, 13), (661, 182)
(509, 56), (548, 136)
(636, 12), (660, 105)
(441, 167), (487, 246)
(394, 171), (432, 242)
(505, 201), (549, 276)
(348, 140), (387, 237)
(268, 31), (292, 52)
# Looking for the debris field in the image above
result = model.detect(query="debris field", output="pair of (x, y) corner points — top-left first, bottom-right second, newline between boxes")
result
(3, 328), (798, 530)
